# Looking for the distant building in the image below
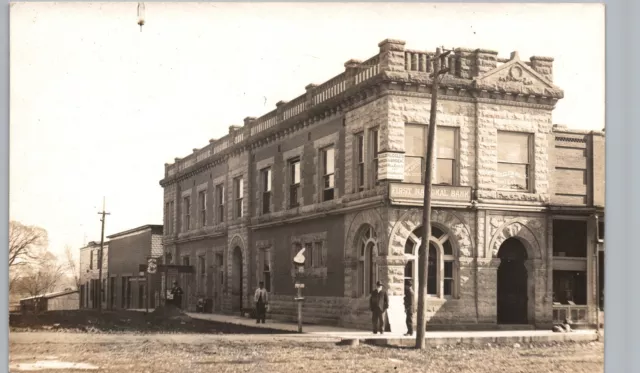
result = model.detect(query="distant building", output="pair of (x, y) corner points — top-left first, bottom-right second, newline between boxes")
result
(79, 241), (109, 309)
(106, 224), (164, 310)
(159, 39), (605, 330)
(20, 289), (79, 313)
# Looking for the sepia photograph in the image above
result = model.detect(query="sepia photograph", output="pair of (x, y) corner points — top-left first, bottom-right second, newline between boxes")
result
(8, 2), (605, 372)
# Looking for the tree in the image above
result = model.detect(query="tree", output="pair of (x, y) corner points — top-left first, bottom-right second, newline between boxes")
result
(9, 221), (48, 268)
(14, 251), (66, 313)
(64, 245), (81, 290)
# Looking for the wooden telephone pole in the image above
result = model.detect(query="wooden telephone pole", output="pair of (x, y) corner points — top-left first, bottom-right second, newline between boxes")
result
(97, 197), (110, 313)
(416, 47), (453, 350)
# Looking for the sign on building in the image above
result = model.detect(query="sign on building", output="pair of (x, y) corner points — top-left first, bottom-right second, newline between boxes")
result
(377, 151), (405, 181)
(389, 183), (473, 204)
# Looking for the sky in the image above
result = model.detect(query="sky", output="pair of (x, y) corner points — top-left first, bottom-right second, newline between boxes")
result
(9, 2), (605, 259)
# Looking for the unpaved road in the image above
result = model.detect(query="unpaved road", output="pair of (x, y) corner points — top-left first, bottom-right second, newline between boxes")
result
(10, 331), (603, 373)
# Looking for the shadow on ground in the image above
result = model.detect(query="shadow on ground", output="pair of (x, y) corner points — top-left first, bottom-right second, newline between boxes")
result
(10, 307), (290, 335)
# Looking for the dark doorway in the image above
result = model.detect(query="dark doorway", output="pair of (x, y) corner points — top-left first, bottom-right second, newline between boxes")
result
(497, 238), (529, 324)
(231, 247), (243, 313)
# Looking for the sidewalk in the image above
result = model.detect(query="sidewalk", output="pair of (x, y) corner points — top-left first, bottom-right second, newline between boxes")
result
(186, 312), (600, 347)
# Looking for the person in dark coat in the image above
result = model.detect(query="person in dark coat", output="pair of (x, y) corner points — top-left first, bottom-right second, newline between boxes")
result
(369, 281), (389, 334)
(404, 279), (415, 336)
(170, 281), (184, 309)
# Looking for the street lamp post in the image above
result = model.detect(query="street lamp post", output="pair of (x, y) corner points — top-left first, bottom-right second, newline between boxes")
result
(293, 248), (306, 333)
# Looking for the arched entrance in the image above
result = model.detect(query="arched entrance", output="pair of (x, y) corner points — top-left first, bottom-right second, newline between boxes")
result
(497, 237), (528, 324)
(231, 246), (243, 312)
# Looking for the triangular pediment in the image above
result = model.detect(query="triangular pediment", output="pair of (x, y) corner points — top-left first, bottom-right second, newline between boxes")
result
(473, 54), (563, 98)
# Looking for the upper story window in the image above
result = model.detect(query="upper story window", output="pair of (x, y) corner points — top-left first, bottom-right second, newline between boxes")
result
(289, 158), (301, 208)
(215, 184), (225, 223)
(497, 131), (532, 191)
(404, 123), (426, 184)
(261, 168), (272, 214)
(355, 133), (365, 192)
(322, 147), (335, 201)
(369, 128), (379, 187)
(198, 190), (207, 227)
(435, 127), (458, 186)
(183, 196), (191, 231)
(405, 124), (460, 185)
(165, 201), (174, 234)
(89, 250), (94, 270)
(233, 177), (244, 219)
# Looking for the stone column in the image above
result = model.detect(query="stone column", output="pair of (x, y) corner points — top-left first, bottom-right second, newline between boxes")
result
(376, 255), (406, 296)
(378, 39), (406, 72)
(529, 56), (554, 82)
(476, 258), (501, 324)
(475, 49), (499, 77)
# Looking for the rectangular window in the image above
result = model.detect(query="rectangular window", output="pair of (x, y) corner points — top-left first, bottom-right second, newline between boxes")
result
(314, 241), (325, 267)
(404, 124), (426, 183)
(370, 129), (379, 186)
(261, 168), (272, 214)
(289, 159), (301, 208)
(322, 147), (335, 201)
(183, 196), (191, 231)
(198, 254), (206, 294)
(305, 243), (314, 268)
(233, 177), (243, 218)
(355, 133), (365, 192)
(443, 261), (454, 296)
(102, 279), (106, 302)
(259, 249), (272, 293)
(497, 131), (531, 191)
(597, 220), (604, 241)
(215, 253), (224, 286)
(436, 126), (458, 186)
(198, 255), (205, 277)
(182, 256), (190, 266)
(553, 270), (587, 305)
(165, 201), (174, 234)
(89, 251), (94, 270)
(198, 190), (207, 227)
(165, 202), (170, 232)
(553, 220), (588, 258)
(215, 184), (225, 223)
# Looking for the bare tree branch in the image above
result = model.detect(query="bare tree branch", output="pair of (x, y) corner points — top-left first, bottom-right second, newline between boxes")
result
(9, 221), (48, 268)
(64, 245), (81, 290)
(14, 251), (66, 303)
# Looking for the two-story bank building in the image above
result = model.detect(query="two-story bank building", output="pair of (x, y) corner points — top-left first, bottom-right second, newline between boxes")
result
(159, 39), (605, 331)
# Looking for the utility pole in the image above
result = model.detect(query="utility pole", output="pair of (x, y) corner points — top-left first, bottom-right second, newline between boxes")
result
(416, 47), (453, 350)
(97, 197), (110, 313)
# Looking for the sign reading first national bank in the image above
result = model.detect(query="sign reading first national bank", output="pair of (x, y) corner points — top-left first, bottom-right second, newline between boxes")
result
(389, 183), (473, 203)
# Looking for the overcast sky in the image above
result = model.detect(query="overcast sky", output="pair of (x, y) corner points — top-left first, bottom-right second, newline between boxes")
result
(10, 2), (604, 259)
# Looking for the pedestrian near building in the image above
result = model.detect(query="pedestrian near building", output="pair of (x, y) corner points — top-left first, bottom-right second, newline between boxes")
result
(170, 281), (184, 309)
(404, 279), (415, 336)
(254, 281), (269, 324)
(369, 281), (389, 334)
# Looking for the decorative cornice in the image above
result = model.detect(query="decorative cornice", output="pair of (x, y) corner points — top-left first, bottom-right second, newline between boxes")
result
(161, 64), (562, 188)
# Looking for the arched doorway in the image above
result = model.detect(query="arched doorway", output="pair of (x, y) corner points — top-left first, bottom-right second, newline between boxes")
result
(497, 237), (528, 324)
(231, 246), (243, 312)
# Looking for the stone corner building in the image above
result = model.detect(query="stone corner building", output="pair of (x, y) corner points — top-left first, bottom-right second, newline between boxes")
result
(159, 39), (605, 330)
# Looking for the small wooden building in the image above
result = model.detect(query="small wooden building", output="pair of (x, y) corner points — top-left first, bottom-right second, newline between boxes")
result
(20, 289), (79, 313)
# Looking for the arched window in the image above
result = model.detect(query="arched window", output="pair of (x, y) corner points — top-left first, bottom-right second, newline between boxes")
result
(357, 226), (378, 297)
(404, 226), (457, 298)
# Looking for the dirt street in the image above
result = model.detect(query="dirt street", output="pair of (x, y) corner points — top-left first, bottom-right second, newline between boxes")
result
(10, 331), (603, 373)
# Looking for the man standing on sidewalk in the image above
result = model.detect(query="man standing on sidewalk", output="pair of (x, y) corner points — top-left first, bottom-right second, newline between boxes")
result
(404, 279), (415, 336)
(254, 281), (269, 324)
(369, 281), (389, 334)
